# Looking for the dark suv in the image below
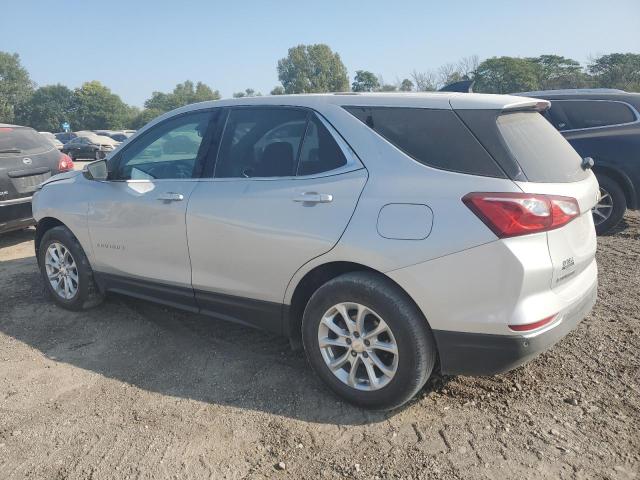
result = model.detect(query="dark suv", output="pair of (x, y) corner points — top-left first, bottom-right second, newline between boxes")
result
(516, 89), (640, 234)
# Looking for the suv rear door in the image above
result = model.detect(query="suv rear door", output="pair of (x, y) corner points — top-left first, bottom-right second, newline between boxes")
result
(0, 126), (59, 203)
(186, 107), (367, 332)
(463, 108), (599, 292)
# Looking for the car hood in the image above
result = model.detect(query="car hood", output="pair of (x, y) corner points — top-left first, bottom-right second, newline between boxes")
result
(38, 169), (81, 188)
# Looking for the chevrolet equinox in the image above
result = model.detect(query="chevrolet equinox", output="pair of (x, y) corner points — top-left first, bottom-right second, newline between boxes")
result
(33, 93), (599, 409)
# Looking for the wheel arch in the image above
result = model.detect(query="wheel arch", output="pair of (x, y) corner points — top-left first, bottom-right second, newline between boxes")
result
(593, 165), (637, 210)
(285, 261), (436, 355)
(34, 217), (70, 256)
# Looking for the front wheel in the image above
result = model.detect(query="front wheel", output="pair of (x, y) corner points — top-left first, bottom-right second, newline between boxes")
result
(593, 174), (626, 235)
(37, 226), (104, 310)
(302, 272), (437, 410)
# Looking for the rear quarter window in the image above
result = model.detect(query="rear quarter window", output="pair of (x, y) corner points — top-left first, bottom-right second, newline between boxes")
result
(343, 106), (506, 178)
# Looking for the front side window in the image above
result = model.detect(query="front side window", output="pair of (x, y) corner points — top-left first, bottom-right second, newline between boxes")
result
(214, 108), (308, 178)
(114, 111), (213, 180)
(550, 100), (637, 130)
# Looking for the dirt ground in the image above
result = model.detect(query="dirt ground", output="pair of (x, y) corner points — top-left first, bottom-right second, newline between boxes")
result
(0, 213), (638, 480)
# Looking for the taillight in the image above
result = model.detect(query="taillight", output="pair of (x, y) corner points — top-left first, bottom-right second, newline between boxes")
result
(462, 192), (579, 238)
(58, 153), (74, 172)
(509, 314), (557, 332)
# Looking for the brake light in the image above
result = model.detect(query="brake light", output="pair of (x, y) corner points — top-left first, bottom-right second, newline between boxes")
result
(509, 314), (557, 332)
(58, 153), (74, 172)
(462, 192), (579, 238)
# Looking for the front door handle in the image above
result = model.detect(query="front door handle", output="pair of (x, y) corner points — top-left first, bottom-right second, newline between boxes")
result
(157, 192), (184, 202)
(293, 192), (333, 204)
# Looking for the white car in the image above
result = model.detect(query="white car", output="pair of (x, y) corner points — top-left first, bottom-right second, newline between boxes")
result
(32, 93), (598, 409)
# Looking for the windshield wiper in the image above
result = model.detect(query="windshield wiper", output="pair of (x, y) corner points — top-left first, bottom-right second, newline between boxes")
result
(0, 148), (22, 153)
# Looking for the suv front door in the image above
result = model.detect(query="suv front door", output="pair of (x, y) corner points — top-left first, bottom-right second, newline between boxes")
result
(186, 107), (367, 332)
(87, 110), (218, 309)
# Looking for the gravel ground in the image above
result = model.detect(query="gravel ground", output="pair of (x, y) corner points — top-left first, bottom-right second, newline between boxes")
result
(0, 212), (638, 480)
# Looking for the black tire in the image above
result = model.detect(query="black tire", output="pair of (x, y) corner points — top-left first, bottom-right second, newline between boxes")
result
(594, 174), (626, 235)
(302, 271), (437, 410)
(37, 225), (104, 311)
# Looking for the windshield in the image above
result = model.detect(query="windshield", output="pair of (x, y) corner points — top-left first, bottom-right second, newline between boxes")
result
(0, 127), (52, 156)
(496, 112), (589, 183)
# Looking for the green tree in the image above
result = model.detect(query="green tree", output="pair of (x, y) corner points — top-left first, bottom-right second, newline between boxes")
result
(588, 53), (640, 91)
(71, 81), (131, 130)
(352, 70), (380, 92)
(379, 84), (398, 92)
(400, 78), (414, 91)
(529, 55), (588, 90)
(270, 85), (285, 95)
(0, 52), (34, 124)
(473, 56), (540, 93)
(129, 107), (164, 130)
(145, 80), (220, 113)
(233, 88), (261, 98)
(16, 84), (76, 132)
(277, 44), (349, 93)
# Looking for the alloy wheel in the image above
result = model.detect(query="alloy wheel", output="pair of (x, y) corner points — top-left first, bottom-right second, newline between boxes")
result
(592, 187), (614, 226)
(44, 242), (79, 300)
(318, 302), (399, 391)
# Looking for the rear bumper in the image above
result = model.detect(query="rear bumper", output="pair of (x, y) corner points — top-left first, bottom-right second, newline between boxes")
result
(433, 283), (597, 375)
(0, 197), (34, 233)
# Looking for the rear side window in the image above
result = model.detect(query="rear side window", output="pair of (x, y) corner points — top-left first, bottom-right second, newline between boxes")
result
(215, 108), (308, 178)
(298, 116), (347, 176)
(0, 127), (52, 156)
(343, 106), (505, 178)
(496, 112), (588, 183)
(549, 100), (637, 131)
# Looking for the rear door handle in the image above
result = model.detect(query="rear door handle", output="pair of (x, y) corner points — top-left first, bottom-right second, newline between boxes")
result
(157, 192), (184, 202)
(293, 192), (333, 204)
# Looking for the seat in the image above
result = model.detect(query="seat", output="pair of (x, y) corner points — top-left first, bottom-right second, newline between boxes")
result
(255, 142), (294, 177)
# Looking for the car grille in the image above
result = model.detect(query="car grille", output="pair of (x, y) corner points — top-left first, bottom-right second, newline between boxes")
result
(11, 172), (51, 194)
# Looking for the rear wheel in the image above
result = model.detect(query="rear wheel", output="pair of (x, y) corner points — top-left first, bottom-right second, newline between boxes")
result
(593, 174), (626, 235)
(302, 272), (436, 410)
(37, 226), (104, 310)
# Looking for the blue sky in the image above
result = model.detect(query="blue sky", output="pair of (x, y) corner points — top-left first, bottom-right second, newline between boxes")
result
(3, 0), (639, 107)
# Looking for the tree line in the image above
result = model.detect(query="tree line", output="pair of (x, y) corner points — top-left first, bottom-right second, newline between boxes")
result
(1, 47), (638, 132)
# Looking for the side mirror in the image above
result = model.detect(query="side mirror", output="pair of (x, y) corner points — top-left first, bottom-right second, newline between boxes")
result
(84, 159), (108, 181)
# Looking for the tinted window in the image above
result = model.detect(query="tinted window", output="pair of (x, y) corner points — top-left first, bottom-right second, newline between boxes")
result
(550, 100), (636, 130)
(215, 108), (307, 178)
(298, 115), (347, 175)
(115, 111), (212, 180)
(344, 106), (504, 177)
(0, 127), (52, 156)
(497, 112), (588, 183)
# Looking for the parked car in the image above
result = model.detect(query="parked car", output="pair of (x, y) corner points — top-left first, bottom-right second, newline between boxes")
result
(61, 135), (118, 160)
(0, 124), (73, 233)
(95, 130), (132, 142)
(514, 89), (640, 234)
(54, 131), (77, 144)
(32, 94), (598, 409)
(39, 132), (64, 150)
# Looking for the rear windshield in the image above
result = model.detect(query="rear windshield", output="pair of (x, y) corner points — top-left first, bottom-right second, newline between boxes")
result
(496, 112), (588, 183)
(0, 127), (52, 157)
(343, 106), (505, 178)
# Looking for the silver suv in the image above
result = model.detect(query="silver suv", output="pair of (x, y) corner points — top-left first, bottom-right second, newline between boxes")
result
(33, 93), (599, 409)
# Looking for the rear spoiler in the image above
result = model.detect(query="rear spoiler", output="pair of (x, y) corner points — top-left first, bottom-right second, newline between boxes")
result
(502, 99), (550, 113)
